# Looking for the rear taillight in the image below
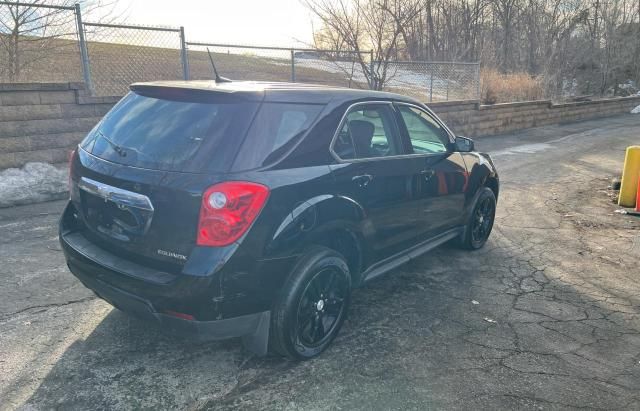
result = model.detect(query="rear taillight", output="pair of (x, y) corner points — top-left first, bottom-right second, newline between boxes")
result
(197, 181), (270, 247)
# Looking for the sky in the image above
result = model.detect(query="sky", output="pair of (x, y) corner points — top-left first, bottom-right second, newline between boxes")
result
(110, 0), (318, 47)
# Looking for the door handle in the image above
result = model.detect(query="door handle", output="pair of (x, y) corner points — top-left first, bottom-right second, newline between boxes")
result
(352, 174), (373, 188)
(420, 169), (435, 180)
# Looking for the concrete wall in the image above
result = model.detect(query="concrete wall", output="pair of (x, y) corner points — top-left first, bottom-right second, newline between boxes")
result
(430, 96), (640, 137)
(0, 83), (118, 170)
(1, 82), (639, 170)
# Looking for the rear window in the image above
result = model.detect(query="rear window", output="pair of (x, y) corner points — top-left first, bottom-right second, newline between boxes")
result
(81, 92), (259, 172)
(231, 103), (324, 171)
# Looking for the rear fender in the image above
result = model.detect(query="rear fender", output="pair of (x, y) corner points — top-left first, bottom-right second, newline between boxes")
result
(267, 194), (369, 263)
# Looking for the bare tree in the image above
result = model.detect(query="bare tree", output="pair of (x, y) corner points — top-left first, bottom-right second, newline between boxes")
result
(307, 0), (639, 99)
(313, 23), (349, 52)
(306, 0), (422, 89)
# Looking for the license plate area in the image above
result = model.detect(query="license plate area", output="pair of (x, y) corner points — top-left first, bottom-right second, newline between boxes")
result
(79, 177), (154, 243)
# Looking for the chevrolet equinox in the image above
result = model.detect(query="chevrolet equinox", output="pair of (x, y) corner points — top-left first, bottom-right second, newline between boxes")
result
(60, 81), (499, 360)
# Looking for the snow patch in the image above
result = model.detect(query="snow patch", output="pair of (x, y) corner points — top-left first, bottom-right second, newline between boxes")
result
(631, 105), (640, 114)
(0, 163), (68, 208)
(294, 58), (456, 100)
(491, 143), (553, 157)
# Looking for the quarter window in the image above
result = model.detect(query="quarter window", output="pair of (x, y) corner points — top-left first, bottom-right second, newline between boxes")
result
(398, 105), (450, 154)
(231, 102), (324, 170)
(332, 104), (401, 160)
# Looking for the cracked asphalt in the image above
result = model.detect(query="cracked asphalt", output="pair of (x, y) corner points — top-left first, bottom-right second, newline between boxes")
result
(1, 115), (640, 410)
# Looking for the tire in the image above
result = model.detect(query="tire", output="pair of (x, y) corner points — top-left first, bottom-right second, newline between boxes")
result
(459, 187), (497, 250)
(269, 246), (351, 360)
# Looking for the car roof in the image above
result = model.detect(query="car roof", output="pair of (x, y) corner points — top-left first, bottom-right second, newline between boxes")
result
(130, 80), (424, 106)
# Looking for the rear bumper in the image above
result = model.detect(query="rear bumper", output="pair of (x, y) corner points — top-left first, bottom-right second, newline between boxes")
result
(67, 262), (269, 342)
(58, 202), (271, 350)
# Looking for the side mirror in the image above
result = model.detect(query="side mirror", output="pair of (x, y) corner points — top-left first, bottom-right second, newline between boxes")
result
(454, 136), (474, 152)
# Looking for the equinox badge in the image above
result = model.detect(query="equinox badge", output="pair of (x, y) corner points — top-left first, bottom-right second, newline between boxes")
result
(157, 249), (187, 261)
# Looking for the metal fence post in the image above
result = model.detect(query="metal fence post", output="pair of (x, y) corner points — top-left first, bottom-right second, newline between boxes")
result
(429, 65), (434, 103)
(446, 63), (450, 101)
(476, 62), (481, 101)
(179, 26), (189, 80)
(291, 49), (295, 82)
(74, 3), (93, 95)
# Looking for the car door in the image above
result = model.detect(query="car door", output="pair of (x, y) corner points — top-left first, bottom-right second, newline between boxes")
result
(395, 103), (469, 241)
(329, 102), (421, 263)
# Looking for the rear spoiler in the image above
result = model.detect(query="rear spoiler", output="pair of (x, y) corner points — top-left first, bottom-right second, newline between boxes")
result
(130, 83), (264, 103)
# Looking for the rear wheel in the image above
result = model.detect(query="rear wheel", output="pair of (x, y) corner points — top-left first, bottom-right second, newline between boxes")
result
(460, 187), (496, 250)
(270, 246), (351, 360)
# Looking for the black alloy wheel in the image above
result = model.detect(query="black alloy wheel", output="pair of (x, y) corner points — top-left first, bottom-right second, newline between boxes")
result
(471, 195), (495, 245)
(270, 246), (351, 360)
(460, 187), (496, 250)
(295, 267), (348, 349)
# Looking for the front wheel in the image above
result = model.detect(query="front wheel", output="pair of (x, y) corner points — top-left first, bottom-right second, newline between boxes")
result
(460, 187), (496, 250)
(269, 246), (351, 360)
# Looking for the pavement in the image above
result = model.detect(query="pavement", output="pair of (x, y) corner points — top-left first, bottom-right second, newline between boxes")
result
(1, 114), (640, 410)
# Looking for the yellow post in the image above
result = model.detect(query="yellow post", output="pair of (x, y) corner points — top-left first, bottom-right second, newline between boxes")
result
(618, 146), (640, 207)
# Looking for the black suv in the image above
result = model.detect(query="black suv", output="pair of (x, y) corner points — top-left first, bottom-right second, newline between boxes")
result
(60, 81), (498, 360)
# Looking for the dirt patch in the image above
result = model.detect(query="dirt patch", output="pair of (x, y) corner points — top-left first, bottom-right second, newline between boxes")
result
(551, 176), (640, 231)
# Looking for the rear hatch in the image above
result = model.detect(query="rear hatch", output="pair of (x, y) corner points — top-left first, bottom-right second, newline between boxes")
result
(70, 86), (263, 272)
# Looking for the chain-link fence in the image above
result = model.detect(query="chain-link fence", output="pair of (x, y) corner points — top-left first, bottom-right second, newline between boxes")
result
(82, 22), (186, 96)
(186, 42), (371, 89)
(381, 61), (480, 102)
(187, 43), (295, 83)
(294, 50), (370, 89)
(0, 1), (83, 83)
(0, 2), (480, 101)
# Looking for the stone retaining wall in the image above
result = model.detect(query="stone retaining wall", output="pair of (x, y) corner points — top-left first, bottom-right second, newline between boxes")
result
(430, 97), (640, 137)
(0, 83), (118, 169)
(1, 82), (639, 170)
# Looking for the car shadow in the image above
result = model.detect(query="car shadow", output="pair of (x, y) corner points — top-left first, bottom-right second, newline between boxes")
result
(19, 243), (483, 409)
(19, 306), (298, 409)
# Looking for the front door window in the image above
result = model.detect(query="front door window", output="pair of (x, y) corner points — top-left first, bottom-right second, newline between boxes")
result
(397, 105), (450, 154)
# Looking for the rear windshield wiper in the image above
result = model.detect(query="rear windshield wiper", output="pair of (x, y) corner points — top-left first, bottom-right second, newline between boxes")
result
(97, 131), (127, 157)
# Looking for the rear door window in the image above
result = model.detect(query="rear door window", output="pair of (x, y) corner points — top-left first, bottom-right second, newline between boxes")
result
(81, 92), (259, 172)
(332, 103), (402, 160)
(231, 103), (324, 170)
